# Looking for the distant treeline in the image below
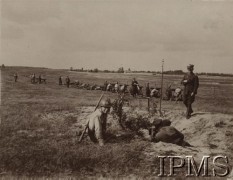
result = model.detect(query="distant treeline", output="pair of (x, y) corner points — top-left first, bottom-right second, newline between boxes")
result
(70, 67), (233, 77)
(197, 72), (233, 77)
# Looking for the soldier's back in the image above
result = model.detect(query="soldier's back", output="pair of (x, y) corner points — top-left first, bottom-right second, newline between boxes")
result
(155, 126), (184, 144)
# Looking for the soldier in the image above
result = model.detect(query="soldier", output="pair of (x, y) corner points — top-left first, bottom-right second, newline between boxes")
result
(181, 64), (199, 119)
(65, 76), (70, 88)
(38, 74), (42, 84)
(88, 98), (112, 146)
(115, 82), (119, 93)
(146, 83), (151, 98)
(14, 73), (18, 82)
(104, 81), (108, 91)
(149, 119), (190, 146)
(150, 88), (159, 98)
(165, 84), (173, 101)
(174, 87), (182, 102)
(59, 76), (62, 85)
(31, 73), (36, 84)
(131, 78), (139, 97)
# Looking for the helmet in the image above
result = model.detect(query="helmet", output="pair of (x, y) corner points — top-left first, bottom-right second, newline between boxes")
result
(100, 98), (112, 108)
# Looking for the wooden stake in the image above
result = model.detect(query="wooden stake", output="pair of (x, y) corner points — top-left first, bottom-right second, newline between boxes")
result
(159, 60), (164, 117)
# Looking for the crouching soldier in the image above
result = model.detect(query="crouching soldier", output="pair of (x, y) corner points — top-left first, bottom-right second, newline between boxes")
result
(88, 98), (112, 146)
(149, 119), (191, 146)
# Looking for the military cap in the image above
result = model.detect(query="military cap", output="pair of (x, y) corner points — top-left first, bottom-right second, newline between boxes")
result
(187, 64), (194, 69)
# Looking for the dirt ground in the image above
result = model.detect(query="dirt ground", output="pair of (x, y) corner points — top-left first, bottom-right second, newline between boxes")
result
(0, 66), (233, 179)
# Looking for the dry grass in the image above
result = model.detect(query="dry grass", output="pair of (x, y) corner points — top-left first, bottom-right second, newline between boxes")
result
(0, 66), (233, 178)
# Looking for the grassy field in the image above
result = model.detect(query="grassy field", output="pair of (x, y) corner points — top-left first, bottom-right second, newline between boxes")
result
(0, 66), (233, 179)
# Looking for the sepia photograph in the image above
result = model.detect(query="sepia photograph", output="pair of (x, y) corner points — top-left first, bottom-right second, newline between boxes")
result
(0, 0), (233, 179)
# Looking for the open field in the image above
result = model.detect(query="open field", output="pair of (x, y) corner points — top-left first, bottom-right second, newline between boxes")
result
(0, 66), (233, 179)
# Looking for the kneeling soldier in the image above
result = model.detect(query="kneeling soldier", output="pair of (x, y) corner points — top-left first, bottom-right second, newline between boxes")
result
(88, 98), (111, 146)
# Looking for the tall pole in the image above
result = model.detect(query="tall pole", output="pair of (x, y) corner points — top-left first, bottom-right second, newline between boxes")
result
(159, 60), (164, 116)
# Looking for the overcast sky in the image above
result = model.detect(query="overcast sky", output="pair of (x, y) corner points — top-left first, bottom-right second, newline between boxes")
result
(1, 0), (233, 73)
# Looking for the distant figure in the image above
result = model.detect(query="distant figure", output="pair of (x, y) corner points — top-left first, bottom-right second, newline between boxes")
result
(107, 83), (112, 92)
(131, 78), (139, 97)
(59, 76), (62, 85)
(174, 87), (182, 102)
(38, 75), (42, 84)
(146, 83), (151, 98)
(181, 64), (199, 119)
(150, 88), (159, 98)
(115, 82), (119, 93)
(31, 73), (36, 84)
(165, 84), (173, 101)
(119, 84), (128, 94)
(66, 76), (70, 88)
(104, 81), (108, 91)
(14, 73), (18, 82)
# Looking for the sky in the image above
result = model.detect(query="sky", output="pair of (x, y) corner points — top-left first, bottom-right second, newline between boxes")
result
(1, 0), (233, 73)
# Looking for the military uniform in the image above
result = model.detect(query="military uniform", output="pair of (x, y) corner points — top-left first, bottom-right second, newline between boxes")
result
(131, 79), (139, 97)
(87, 99), (111, 146)
(146, 84), (151, 98)
(115, 83), (119, 93)
(59, 76), (62, 85)
(88, 109), (107, 145)
(66, 77), (70, 88)
(38, 75), (42, 84)
(154, 126), (185, 146)
(14, 73), (18, 82)
(165, 86), (173, 101)
(104, 81), (108, 91)
(32, 74), (36, 84)
(181, 69), (199, 119)
(150, 119), (189, 146)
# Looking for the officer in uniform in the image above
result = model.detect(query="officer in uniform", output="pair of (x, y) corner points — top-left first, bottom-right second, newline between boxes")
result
(181, 64), (199, 119)
(88, 98), (112, 146)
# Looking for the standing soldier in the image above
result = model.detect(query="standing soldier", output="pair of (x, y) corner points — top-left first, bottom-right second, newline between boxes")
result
(14, 73), (18, 82)
(115, 82), (119, 93)
(59, 76), (62, 85)
(165, 84), (173, 101)
(38, 74), (42, 84)
(88, 98), (112, 146)
(31, 73), (36, 84)
(181, 64), (199, 119)
(131, 78), (139, 97)
(104, 81), (108, 91)
(66, 76), (70, 88)
(146, 83), (151, 98)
